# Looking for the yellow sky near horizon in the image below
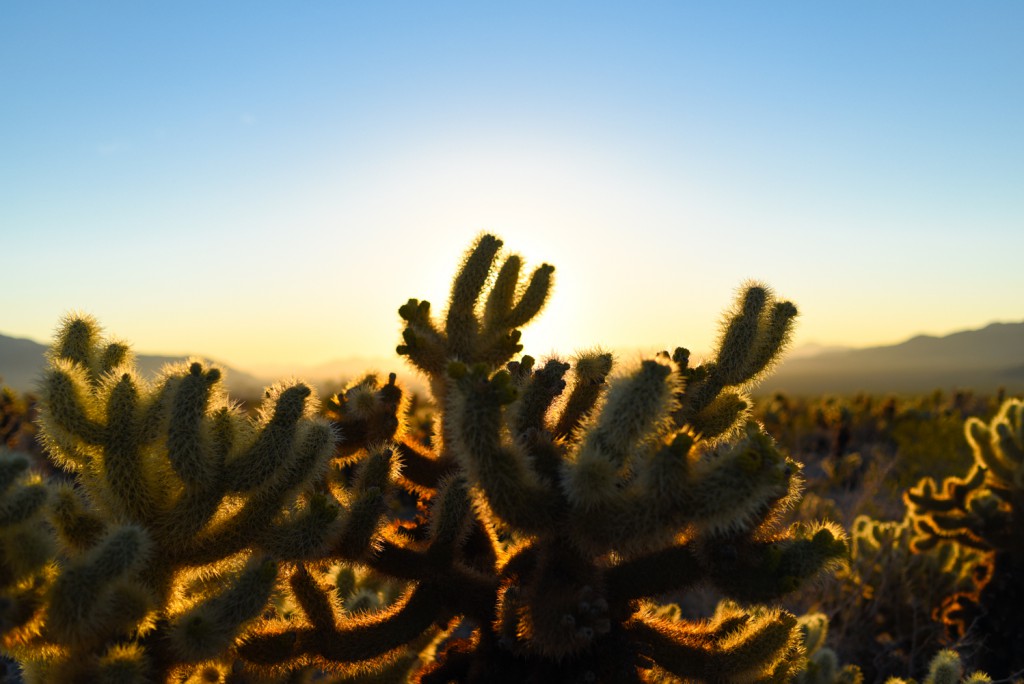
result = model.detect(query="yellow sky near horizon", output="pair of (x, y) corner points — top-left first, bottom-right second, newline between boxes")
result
(3, 5), (1022, 373)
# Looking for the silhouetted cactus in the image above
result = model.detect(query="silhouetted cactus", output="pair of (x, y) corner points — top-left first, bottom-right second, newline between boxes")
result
(905, 398), (1024, 676)
(276, 233), (844, 682)
(2, 235), (847, 682)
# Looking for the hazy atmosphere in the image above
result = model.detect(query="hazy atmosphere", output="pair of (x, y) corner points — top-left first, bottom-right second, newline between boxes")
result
(3, 2), (1022, 375)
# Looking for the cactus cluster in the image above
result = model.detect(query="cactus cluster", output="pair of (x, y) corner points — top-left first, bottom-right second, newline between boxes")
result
(1, 387), (39, 457)
(0, 449), (54, 648)
(793, 612), (861, 684)
(905, 398), (1024, 675)
(883, 650), (990, 684)
(0, 234), (848, 682)
(8, 315), (367, 681)
(812, 515), (989, 682)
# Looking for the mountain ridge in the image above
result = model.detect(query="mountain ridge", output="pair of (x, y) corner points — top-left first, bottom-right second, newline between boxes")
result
(756, 320), (1024, 395)
(2, 320), (1022, 398)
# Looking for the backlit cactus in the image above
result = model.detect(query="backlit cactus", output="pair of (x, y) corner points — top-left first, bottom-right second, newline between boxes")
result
(336, 234), (844, 681)
(0, 450), (54, 648)
(0, 235), (848, 682)
(883, 650), (991, 684)
(905, 398), (1024, 676)
(811, 515), (989, 682)
(7, 315), (359, 682)
(793, 613), (862, 684)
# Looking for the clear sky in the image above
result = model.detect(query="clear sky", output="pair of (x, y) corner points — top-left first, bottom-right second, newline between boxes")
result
(2, 2), (1022, 376)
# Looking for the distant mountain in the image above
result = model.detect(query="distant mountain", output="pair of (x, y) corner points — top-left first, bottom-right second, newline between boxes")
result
(0, 332), (271, 399)
(785, 342), (854, 359)
(6, 321), (1022, 400)
(758, 322), (1024, 396)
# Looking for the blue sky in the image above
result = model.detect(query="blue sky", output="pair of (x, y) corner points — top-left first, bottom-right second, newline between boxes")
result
(2, 2), (1022, 374)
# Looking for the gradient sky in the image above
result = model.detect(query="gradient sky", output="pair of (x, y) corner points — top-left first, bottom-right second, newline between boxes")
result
(2, 2), (1022, 376)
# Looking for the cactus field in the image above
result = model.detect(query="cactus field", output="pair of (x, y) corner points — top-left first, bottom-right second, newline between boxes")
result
(0, 235), (1020, 683)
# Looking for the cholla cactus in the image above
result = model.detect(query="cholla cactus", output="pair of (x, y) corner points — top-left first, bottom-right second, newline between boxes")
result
(905, 398), (1024, 676)
(793, 613), (862, 684)
(6, 315), (388, 682)
(268, 233), (844, 682)
(812, 514), (989, 681)
(1, 387), (37, 454)
(906, 399), (1024, 554)
(883, 650), (991, 684)
(0, 450), (54, 647)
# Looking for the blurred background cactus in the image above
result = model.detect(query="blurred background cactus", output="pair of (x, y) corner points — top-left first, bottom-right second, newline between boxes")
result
(882, 650), (991, 684)
(905, 398), (1024, 675)
(0, 450), (55, 651)
(793, 612), (862, 684)
(799, 514), (989, 683)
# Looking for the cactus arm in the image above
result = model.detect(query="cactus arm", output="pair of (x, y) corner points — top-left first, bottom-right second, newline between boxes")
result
(424, 476), (471, 563)
(482, 253), (521, 333)
(503, 262), (554, 330)
(96, 642), (150, 683)
(397, 298), (449, 378)
(164, 363), (222, 488)
(688, 391), (750, 440)
(714, 284), (770, 387)
(49, 315), (102, 380)
(262, 493), (342, 560)
(673, 284), (797, 440)
(226, 383), (315, 493)
(39, 362), (106, 452)
(239, 582), (444, 669)
(328, 372), (408, 459)
(447, 364), (562, 533)
(627, 606), (800, 682)
(506, 356), (569, 438)
(446, 234), (502, 360)
(552, 351), (614, 440)
(706, 526), (848, 603)
(185, 418), (335, 564)
(399, 235), (555, 385)
(561, 360), (678, 517)
(966, 418), (1017, 485)
(331, 445), (395, 559)
(44, 525), (151, 645)
(288, 563), (340, 635)
(167, 557), (277, 663)
(394, 438), (452, 491)
(741, 299), (799, 384)
(48, 481), (106, 551)
(100, 372), (158, 523)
